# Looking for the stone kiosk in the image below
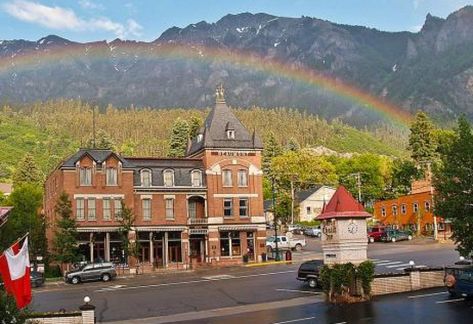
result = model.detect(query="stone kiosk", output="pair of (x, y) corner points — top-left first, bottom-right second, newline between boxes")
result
(317, 186), (371, 265)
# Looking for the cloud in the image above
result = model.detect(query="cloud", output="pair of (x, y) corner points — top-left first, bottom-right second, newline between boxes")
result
(78, 0), (104, 10)
(2, 0), (142, 38)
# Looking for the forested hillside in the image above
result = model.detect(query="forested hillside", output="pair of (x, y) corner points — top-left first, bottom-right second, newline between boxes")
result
(0, 100), (408, 183)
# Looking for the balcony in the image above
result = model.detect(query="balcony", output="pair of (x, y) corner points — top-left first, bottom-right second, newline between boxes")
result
(188, 218), (208, 225)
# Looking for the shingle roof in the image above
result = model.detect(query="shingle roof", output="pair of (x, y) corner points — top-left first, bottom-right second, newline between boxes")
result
(61, 149), (132, 168)
(296, 186), (323, 202)
(125, 157), (203, 169)
(317, 186), (371, 220)
(187, 87), (263, 156)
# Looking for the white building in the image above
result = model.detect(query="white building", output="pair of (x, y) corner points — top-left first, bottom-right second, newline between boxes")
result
(297, 186), (336, 222)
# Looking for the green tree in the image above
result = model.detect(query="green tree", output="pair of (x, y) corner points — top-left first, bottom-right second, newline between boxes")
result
(0, 184), (43, 253)
(53, 192), (79, 267)
(12, 153), (43, 188)
(117, 201), (140, 265)
(188, 116), (203, 139)
(262, 131), (283, 177)
(168, 118), (190, 158)
(286, 137), (300, 151)
(408, 112), (437, 168)
(386, 159), (422, 198)
(85, 129), (116, 150)
(434, 116), (473, 256)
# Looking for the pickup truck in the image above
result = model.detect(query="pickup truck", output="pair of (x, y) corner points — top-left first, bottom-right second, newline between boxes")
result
(266, 235), (306, 252)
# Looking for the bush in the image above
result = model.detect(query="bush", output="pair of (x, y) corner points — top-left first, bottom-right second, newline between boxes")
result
(320, 261), (375, 303)
(45, 264), (62, 278)
(0, 289), (28, 323)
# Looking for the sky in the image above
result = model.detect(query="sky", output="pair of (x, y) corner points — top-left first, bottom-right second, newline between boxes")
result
(0, 0), (472, 42)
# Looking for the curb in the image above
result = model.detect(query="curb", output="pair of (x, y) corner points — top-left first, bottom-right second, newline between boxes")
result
(244, 260), (293, 267)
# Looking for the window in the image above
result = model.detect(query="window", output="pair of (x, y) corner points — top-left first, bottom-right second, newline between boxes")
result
(220, 231), (241, 257)
(87, 198), (96, 221)
(197, 134), (203, 142)
(413, 202), (419, 213)
(307, 206), (311, 214)
(226, 130), (235, 139)
(168, 231), (182, 262)
(76, 198), (85, 220)
(141, 170), (151, 187)
(114, 199), (122, 220)
(165, 198), (174, 220)
(239, 199), (248, 217)
(142, 198), (151, 221)
(392, 205), (398, 216)
(381, 207), (386, 217)
(103, 198), (111, 221)
(224, 198), (233, 217)
(106, 168), (117, 186)
(238, 170), (248, 187)
(425, 201), (431, 212)
(79, 168), (92, 186)
(222, 170), (232, 187)
(191, 170), (202, 187)
(401, 204), (407, 214)
(189, 201), (196, 218)
(164, 170), (174, 187)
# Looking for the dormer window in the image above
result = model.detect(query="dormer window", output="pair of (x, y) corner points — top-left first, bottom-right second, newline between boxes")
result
(106, 168), (117, 186)
(197, 134), (203, 142)
(164, 170), (174, 187)
(226, 130), (235, 139)
(191, 170), (202, 187)
(141, 169), (152, 187)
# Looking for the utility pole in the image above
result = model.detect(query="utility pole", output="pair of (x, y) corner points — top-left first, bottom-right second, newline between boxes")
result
(356, 172), (362, 203)
(290, 178), (295, 225)
(92, 106), (96, 148)
(271, 177), (280, 261)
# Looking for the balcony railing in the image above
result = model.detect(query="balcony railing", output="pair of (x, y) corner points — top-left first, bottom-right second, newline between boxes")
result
(188, 218), (208, 225)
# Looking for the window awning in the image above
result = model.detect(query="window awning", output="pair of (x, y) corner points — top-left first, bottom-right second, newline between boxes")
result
(137, 226), (187, 232)
(77, 227), (119, 233)
(218, 225), (259, 231)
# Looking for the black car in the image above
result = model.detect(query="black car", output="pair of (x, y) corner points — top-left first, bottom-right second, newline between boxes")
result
(30, 270), (45, 288)
(297, 260), (323, 288)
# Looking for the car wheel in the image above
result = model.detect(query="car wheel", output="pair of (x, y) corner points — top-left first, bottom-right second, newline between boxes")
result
(369, 237), (375, 243)
(295, 244), (302, 252)
(102, 273), (111, 282)
(267, 246), (273, 253)
(391, 237), (396, 243)
(71, 276), (80, 285)
(308, 278), (317, 289)
(317, 233), (322, 238)
(408, 235), (413, 240)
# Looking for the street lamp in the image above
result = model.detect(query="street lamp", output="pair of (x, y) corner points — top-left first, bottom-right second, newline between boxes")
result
(272, 177), (280, 261)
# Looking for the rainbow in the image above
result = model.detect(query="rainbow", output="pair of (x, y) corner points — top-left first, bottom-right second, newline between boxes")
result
(0, 41), (412, 125)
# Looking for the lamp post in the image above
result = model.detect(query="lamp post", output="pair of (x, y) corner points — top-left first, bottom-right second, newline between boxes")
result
(272, 177), (280, 261)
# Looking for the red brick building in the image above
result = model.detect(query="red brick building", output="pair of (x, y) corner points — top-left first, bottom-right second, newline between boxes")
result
(44, 86), (266, 269)
(373, 176), (450, 236)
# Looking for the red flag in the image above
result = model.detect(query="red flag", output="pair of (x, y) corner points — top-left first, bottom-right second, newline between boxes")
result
(0, 238), (32, 308)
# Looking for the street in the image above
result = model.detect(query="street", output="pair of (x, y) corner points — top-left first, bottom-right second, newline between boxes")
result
(31, 238), (461, 323)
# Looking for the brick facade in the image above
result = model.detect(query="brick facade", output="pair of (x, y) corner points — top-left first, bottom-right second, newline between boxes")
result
(44, 87), (266, 269)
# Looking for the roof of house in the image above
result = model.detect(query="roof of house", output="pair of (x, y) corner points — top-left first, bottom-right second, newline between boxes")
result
(125, 157), (203, 169)
(0, 207), (12, 225)
(317, 186), (371, 220)
(187, 85), (263, 155)
(62, 149), (133, 168)
(296, 186), (323, 202)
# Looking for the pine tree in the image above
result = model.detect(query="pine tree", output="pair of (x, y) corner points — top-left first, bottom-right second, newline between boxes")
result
(286, 137), (301, 151)
(262, 132), (283, 176)
(12, 153), (43, 188)
(118, 201), (140, 264)
(53, 192), (79, 266)
(408, 112), (437, 167)
(434, 116), (473, 256)
(85, 129), (116, 150)
(168, 118), (190, 157)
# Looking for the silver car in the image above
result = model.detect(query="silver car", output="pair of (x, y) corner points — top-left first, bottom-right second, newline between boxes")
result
(65, 262), (117, 284)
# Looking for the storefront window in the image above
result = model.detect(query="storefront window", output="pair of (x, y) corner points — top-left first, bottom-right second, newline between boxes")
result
(168, 231), (182, 263)
(220, 232), (230, 256)
(220, 231), (241, 257)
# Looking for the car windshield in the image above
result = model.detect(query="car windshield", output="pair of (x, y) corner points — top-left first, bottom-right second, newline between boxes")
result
(266, 237), (275, 242)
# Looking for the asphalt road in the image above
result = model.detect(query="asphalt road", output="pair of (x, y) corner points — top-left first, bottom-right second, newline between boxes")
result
(31, 238), (461, 323)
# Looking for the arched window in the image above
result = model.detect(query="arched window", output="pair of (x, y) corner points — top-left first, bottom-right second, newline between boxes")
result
(163, 169), (174, 187)
(141, 169), (152, 187)
(392, 205), (398, 216)
(191, 170), (202, 187)
(413, 202), (419, 213)
(425, 201), (431, 212)
(381, 207), (386, 217)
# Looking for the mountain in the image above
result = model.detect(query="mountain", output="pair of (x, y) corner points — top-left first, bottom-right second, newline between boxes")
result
(1, 7), (473, 124)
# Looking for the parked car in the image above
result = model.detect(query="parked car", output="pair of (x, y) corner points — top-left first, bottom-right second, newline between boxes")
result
(30, 270), (45, 288)
(266, 235), (306, 252)
(304, 227), (322, 238)
(64, 262), (117, 284)
(297, 260), (324, 288)
(444, 262), (473, 298)
(380, 229), (413, 243)
(287, 224), (302, 234)
(367, 226), (386, 243)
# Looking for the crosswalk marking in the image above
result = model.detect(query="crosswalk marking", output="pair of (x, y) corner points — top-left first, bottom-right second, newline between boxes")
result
(376, 261), (403, 266)
(372, 260), (391, 264)
(386, 263), (411, 268)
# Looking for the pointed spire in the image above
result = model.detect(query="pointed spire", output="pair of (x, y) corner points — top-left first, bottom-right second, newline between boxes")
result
(317, 186), (371, 220)
(216, 83), (225, 104)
